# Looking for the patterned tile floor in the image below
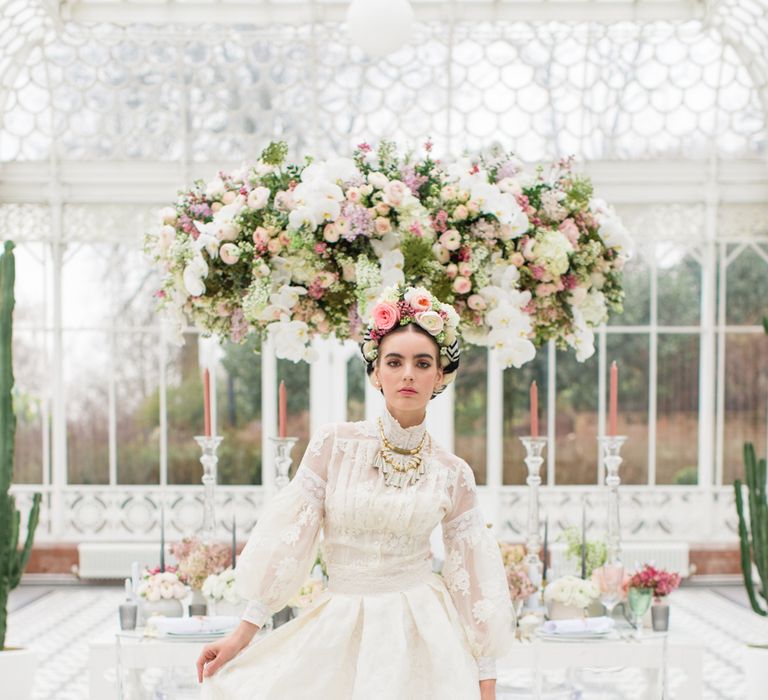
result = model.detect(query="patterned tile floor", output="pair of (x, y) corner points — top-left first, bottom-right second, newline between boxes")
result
(7, 582), (768, 699)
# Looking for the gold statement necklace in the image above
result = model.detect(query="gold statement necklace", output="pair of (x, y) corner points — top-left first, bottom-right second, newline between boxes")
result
(374, 417), (431, 488)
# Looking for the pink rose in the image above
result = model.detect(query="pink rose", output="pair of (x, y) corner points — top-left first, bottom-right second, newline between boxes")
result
(383, 180), (408, 207)
(559, 218), (580, 247)
(453, 204), (468, 221)
(252, 227), (269, 245)
(458, 262), (472, 278)
(452, 276), (472, 294)
(372, 302), (400, 331)
(445, 263), (458, 280)
(346, 187), (362, 203)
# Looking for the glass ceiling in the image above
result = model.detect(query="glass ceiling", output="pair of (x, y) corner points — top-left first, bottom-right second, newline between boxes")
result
(0, 0), (766, 163)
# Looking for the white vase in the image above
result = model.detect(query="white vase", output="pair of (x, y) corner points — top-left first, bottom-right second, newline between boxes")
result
(546, 600), (585, 620)
(210, 599), (247, 618)
(745, 644), (768, 700)
(0, 647), (38, 700)
(139, 597), (184, 626)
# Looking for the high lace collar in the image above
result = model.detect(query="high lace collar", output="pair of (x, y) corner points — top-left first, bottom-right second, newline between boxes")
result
(378, 406), (428, 451)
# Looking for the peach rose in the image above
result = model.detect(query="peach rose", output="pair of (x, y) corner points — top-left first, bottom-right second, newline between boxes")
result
(372, 302), (400, 331)
(375, 202), (391, 216)
(346, 187), (362, 204)
(374, 217), (392, 235)
(453, 204), (468, 221)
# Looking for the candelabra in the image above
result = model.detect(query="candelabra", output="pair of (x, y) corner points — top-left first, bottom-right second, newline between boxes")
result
(520, 436), (548, 610)
(598, 435), (627, 565)
(270, 437), (298, 491)
(194, 435), (223, 544)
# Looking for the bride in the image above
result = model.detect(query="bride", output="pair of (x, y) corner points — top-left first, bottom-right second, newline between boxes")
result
(197, 286), (513, 699)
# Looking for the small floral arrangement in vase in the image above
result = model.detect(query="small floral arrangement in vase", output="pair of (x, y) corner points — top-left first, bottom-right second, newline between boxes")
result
(172, 537), (232, 591)
(498, 543), (537, 617)
(628, 564), (681, 631)
(202, 567), (246, 617)
(137, 567), (187, 624)
(544, 575), (599, 620)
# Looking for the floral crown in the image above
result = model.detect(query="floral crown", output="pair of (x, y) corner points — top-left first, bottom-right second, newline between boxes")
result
(361, 286), (461, 375)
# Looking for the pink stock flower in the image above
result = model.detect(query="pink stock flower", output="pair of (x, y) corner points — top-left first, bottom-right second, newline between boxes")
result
(372, 301), (400, 331)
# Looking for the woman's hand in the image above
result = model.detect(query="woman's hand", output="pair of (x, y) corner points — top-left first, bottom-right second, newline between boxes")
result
(196, 622), (259, 682)
(479, 678), (496, 700)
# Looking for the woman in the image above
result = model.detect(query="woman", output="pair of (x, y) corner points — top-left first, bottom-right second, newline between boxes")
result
(197, 286), (513, 699)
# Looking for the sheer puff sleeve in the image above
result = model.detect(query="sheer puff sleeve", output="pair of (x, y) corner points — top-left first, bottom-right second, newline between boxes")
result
(235, 424), (335, 628)
(441, 460), (514, 681)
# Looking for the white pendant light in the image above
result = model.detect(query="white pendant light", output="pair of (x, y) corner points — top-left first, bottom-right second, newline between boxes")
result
(345, 0), (415, 59)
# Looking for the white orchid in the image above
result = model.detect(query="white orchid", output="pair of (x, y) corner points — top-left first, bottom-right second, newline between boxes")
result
(565, 308), (596, 362)
(268, 319), (316, 363)
(183, 254), (209, 297)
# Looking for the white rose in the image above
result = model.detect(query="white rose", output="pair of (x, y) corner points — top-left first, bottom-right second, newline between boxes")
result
(367, 171), (389, 189)
(415, 310), (444, 336)
(247, 186), (271, 210)
(205, 178), (226, 198)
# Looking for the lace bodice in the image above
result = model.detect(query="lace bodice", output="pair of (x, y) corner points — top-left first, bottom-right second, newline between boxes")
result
(235, 410), (514, 680)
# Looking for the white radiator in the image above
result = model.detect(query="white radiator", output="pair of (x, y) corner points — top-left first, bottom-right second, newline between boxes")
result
(548, 541), (690, 577)
(77, 543), (173, 579)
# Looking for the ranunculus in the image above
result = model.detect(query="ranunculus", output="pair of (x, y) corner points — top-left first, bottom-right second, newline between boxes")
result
(247, 186), (271, 210)
(217, 222), (238, 241)
(416, 310), (444, 335)
(404, 288), (432, 311)
(453, 276), (472, 294)
(374, 217), (392, 235)
(372, 301), (400, 331)
(458, 262), (472, 278)
(432, 243), (450, 264)
(323, 223), (340, 243)
(439, 229), (461, 251)
(467, 294), (487, 311)
(211, 202), (222, 213)
(274, 190), (294, 211)
(445, 263), (458, 279)
(252, 227), (269, 245)
(220, 243), (241, 265)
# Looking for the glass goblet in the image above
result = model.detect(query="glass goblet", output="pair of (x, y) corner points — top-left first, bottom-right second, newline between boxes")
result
(597, 563), (625, 616)
(628, 586), (653, 639)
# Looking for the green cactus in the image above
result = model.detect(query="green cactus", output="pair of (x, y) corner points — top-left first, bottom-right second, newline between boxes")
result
(0, 241), (42, 650)
(734, 442), (768, 616)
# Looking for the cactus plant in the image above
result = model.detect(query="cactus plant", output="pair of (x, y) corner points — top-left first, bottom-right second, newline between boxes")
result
(734, 442), (768, 616)
(0, 241), (42, 650)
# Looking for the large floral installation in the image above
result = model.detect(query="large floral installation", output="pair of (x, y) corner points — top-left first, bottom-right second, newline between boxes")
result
(145, 141), (632, 367)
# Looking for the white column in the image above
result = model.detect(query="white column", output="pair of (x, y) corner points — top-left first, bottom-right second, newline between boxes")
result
(483, 348), (503, 530)
(261, 336), (277, 498)
(309, 336), (347, 434)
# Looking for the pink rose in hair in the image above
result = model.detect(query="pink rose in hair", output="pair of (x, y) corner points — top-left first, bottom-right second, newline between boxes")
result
(372, 302), (400, 331)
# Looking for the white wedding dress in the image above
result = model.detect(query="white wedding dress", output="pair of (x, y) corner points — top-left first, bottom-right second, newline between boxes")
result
(202, 409), (513, 700)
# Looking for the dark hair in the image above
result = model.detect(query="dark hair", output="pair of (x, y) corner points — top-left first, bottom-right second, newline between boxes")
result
(360, 323), (461, 398)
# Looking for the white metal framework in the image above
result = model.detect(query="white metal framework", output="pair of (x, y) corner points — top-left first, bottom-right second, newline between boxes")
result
(2, 0), (768, 543)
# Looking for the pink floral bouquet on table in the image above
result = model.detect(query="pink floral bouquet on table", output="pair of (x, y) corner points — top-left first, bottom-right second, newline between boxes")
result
(498, 543), (537, 605)
(138, 567), (187, 602)
(629, 564), (682, 602)
(171, 537), (232, 591)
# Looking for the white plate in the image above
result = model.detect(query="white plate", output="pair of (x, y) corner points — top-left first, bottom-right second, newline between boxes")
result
(536, 630), (613, 642)
(162, 633), (231, 642)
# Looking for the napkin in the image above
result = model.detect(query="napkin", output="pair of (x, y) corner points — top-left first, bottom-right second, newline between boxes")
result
(151, 615), (240, 635)
(541, 616), (615, 635)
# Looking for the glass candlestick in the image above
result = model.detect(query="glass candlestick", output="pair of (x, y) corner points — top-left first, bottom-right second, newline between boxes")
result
(598, 435), (627, 566)
(194, 435), (223, 543)
(270, 437), (298, 491)
(520, 436), (548, 610)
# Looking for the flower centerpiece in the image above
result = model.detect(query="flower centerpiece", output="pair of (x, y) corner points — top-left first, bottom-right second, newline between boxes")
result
(628, 563), (682, 631)
(543, 575), (600, 620)
(202, 567), (246, 617)
(137, 566), (187, 623)
(498, 543), (537, 618)
(146, 141), (630, 368)
(171, 537), (232, 592)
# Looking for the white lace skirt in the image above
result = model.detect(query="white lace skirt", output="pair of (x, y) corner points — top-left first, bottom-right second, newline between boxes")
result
(201, 573), (481, 700)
